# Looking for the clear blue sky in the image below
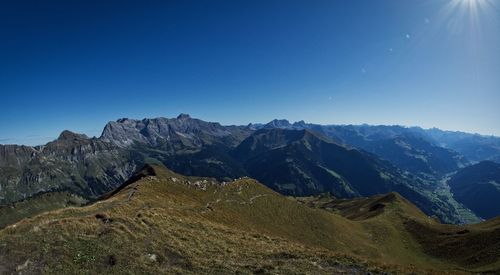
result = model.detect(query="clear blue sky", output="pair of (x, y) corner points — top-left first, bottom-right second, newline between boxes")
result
(1, 0), (499, 145)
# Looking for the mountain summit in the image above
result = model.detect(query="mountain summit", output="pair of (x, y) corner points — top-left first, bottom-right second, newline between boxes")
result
(264, 119), (292, 129)
(57, 130), (89, 141)
(177, 113), (191, 119)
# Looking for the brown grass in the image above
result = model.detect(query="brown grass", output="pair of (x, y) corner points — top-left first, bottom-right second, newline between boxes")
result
(0, 165), (497, 274)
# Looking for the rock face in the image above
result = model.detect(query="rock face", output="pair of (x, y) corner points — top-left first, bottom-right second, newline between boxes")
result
(101, 114), (251, 150)
(0, 134), (139, 205)
(0, 145), (37, 167)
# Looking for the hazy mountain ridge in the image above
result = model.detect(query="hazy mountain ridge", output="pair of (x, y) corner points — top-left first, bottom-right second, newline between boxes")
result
(423, 128), (500, 163)
(252, 120), (499, 176)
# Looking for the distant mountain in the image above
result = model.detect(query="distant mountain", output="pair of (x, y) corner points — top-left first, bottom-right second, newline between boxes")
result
(263, 119), (293, 129)
(233, 128), (399, 197)
(448, 161), (500, 219)
(319, 126), (469, 177)
(0, 164), (498, 274)
(256, 121), (500, 176)
(255, 123), (471, 177)
(423, 128), (500, 163)
(232, 128), (476, 223)
(101, 113), (251, 149)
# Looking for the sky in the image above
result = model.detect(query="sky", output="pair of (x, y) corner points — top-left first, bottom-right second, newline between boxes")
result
(1, 0), (499, 145)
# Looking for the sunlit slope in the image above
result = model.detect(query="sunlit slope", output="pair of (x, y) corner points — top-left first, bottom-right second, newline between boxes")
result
(0, 165), (379, 274)
(299, 193), (500, 273)
(0, 164), (498, 274)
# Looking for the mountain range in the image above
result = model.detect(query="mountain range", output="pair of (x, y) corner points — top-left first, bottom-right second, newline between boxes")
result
(1, 114), (499, 224)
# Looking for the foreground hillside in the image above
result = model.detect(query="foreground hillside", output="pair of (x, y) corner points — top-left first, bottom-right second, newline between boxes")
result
(0, 165), (498, 274)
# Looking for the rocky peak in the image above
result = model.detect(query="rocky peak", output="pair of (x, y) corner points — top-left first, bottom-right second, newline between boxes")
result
(177, 113), (191, 120)
(293, 120), (307, 128)
(264, 119), (291, 129)
(116, 118), (135, 124)
(58, 130), (88, 141)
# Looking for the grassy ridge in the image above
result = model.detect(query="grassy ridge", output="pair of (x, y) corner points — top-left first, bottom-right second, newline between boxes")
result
(0, 165), (498, 274)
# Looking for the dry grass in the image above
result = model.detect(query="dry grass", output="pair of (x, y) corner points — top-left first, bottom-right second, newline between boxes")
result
(0, 165), (497, 274)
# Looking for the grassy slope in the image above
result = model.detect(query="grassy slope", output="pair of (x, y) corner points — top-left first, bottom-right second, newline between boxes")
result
(0, 192), (87, 229)
(298, 193), (500, 273)
(0, 165), (497, 274)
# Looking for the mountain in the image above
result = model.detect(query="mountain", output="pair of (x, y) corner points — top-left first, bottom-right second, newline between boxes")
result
(100, 114), (253, 181)
(232, 128), (480, 223)
(101, 114), (251, 150)
(0, 115), (253, 205)
(423, 128), (500, 163)
(320, 126), (469, 177)
(233, 128), (404, 197)
(263, 119), (293, 129)
(256, 123), (470, 178)
(448, 161), (500, 219)
(0, 114), (496, 223)
(0, 131), (140, 205)
(0, 165), (498, 273)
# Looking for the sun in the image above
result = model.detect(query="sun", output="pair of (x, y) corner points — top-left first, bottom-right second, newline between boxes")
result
(461, 0), (483, 11)
(448, 0), (496, 15)
(439, 0), (497, 33)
